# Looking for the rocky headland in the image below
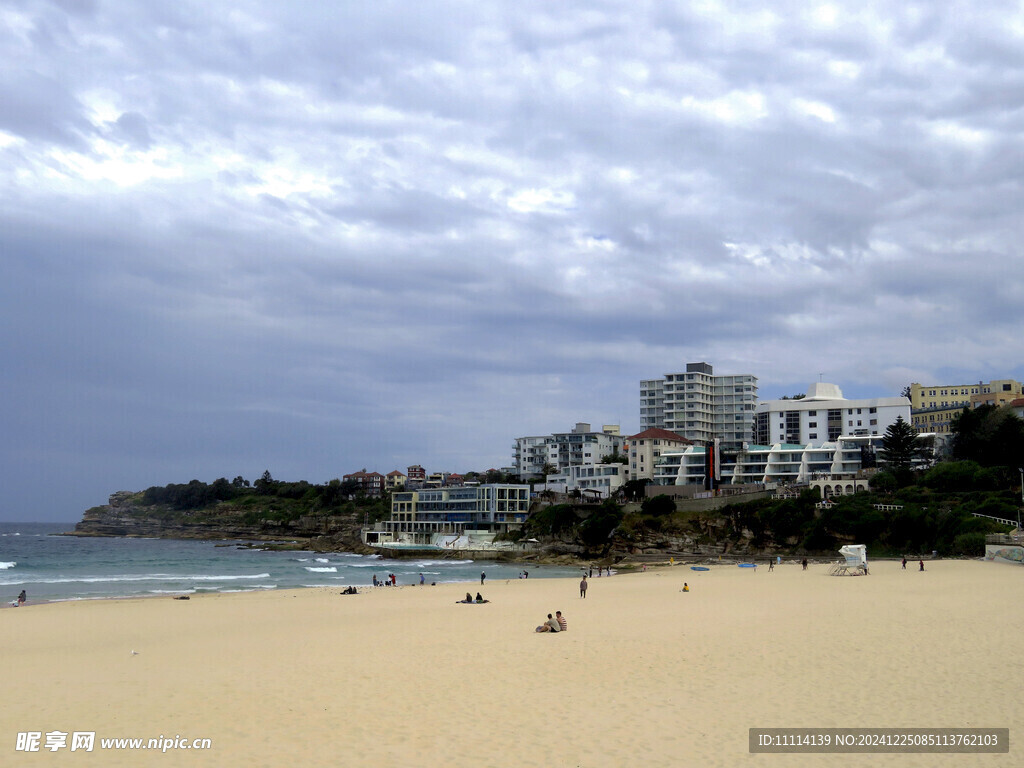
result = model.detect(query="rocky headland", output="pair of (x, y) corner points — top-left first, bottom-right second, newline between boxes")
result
(70, 491), (373, 554)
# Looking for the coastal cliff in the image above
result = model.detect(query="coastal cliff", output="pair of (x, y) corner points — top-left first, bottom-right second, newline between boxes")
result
(71, 491), (372, 553)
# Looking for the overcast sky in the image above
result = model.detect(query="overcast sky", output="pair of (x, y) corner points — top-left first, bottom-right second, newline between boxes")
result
(3, 1), (1023, 521)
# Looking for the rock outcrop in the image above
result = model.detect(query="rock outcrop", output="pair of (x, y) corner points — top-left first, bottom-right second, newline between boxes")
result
(71, 492), (372, 553)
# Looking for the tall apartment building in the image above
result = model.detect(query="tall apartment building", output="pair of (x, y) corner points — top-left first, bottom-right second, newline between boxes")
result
(640, 362), (757, 453)
(909, 379), (1024, 434)
(513, 423), (624, 479)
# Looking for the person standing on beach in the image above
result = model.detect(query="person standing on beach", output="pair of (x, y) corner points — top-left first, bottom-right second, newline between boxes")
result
(768, 559), (774, 571)
(902, 557), (907, 569)
(17, 590), (26, 605)
(919, 559), (925, 571)
(801, 558), (808, 570)
(419, 573), (425, 585)
(480, 571), (486, 585)
(580, 575), (588, 598)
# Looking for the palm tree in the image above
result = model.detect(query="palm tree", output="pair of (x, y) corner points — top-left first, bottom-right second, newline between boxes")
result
(541, 462), (556, 493)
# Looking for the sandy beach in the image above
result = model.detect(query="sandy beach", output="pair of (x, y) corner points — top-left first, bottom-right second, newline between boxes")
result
(3, 559), (1022, 767)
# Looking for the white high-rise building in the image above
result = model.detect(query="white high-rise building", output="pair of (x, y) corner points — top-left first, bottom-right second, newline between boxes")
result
(641, 362), (758, 452)
(513, 423), (624, 480)
(753, 382), (910, 445)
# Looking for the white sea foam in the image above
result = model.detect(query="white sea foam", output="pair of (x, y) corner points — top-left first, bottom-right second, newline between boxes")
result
(413, 560), (473, 567)
(304, 566), (337, 573)
(0, 561), (15, 569)
(315, 557), (330, 563)
(0, 572), (273, 585)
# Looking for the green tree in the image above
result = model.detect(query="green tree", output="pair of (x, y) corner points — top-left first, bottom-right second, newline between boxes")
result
(254, 470), (276, 495)
(880, 416), (919, 470)
(600, 451), (628, 465)
(620, 479), (649, 502)
(951, 404), (1024, 467)
(540, 462), (556, 492)
(640, 494), (676, 517)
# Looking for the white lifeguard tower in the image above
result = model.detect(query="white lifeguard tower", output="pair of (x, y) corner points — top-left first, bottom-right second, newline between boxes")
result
(829, 544), (869, 576)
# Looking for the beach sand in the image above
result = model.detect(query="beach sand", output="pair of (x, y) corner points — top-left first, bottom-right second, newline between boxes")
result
(2, 559), (1022, 767)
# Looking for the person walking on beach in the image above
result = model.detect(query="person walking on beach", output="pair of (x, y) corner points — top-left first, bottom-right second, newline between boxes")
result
(419, 573), (425, 585)
(480, 571), (486, 585)
(801, 558), (808, 570)
(919, 559), (925, 571)
(17, 590), (26, 606)
(902, 557), (907, 570)
(768, 559), (774, 571)
(580, 575), (588, 598)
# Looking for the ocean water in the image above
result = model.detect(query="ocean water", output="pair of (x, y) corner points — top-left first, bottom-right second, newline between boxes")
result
(0, 522), (583, 604)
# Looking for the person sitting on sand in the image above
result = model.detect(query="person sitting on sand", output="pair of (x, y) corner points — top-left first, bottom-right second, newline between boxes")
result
(475, 592), (487, 603)
(536, 613), (561, 632)
(556, 610), (567, 631)
(463, 592), (474, 603)
(682, 583), (689, 592)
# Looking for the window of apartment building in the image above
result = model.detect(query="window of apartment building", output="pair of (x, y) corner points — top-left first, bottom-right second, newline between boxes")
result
(848, 409), (853, 414)
(869, 407), (876, 413)
(809, 422), (817, 427)
(857, 420), (862, 426)
(849, 420), (854, 426)
(808, 410), (817, 416)
(870, 419), (877, 426)
(809, 433), (817, 439)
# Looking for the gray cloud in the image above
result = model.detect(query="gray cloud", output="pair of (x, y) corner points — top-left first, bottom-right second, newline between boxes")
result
(2, 0), (1023, 519)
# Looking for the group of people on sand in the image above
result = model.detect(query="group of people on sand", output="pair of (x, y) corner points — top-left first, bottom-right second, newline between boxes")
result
(901, 557), (926, 571)
(458, 592), (488, 604)
(536, 610), (567, 633)
(10, 590), (26, 607)
(372, 573), (397, 587)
